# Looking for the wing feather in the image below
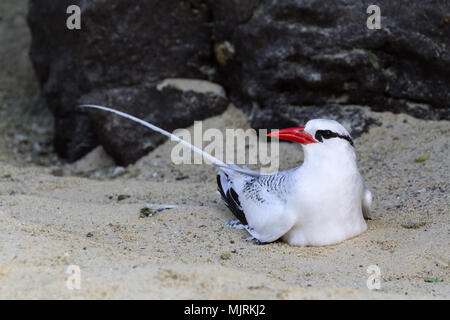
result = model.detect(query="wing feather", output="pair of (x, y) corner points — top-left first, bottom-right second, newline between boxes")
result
(217, 168), (298, 242)
(217, 172), (248, 225)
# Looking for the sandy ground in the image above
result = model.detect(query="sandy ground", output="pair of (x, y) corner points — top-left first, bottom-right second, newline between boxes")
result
(0, 106), (449, 299)
(0, 0), (448, 299)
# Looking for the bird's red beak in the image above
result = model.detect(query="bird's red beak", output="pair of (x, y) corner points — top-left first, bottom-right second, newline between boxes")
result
(267, 127), (317, 145)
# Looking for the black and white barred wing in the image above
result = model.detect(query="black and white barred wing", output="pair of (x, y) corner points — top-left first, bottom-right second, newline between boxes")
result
(217, 168), (297, 243)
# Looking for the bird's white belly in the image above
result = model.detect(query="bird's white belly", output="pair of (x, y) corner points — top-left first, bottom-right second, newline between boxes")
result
(283, 212), (367, 246)
(282, 175), (367, 246)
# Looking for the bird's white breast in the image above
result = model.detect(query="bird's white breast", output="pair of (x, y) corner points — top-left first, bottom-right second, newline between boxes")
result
(283, 144), (367, 246)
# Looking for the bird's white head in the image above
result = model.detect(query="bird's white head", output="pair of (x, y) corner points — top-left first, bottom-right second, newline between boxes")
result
(267, 119), (353, 149)
(267, 119), (356, 170)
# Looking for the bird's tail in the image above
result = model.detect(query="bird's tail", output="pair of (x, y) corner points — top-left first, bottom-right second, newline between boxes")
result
(362, 188), (372, 220)
(78, 104), (261, 176)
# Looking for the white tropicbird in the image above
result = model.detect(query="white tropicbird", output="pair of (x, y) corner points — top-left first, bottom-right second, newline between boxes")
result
(80, 105), (372, 246)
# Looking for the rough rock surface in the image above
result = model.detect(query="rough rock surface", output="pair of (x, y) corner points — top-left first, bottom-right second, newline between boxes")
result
(28, 0), (450, 163)
(210, 0), (449, 121)
(28, 0), (220, 164)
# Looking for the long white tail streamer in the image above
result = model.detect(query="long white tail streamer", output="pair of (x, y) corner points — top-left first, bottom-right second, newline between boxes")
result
(78, 104), (261, 176)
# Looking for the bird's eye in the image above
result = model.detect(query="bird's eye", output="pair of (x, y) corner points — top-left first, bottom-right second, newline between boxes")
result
(315, 130), (334, 142)
(314, 129), (354, 146)
(322, 130), (333, 138)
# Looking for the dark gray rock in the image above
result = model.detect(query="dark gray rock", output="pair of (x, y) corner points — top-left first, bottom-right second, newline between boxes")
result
(251, 105), (381, 138)
(79, 80), (228, 165)
(210, 0), (450, 119)
(28, 0), (218, 163)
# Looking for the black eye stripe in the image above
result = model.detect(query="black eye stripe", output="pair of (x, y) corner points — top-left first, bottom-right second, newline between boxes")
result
(315, 130), (354, 146)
